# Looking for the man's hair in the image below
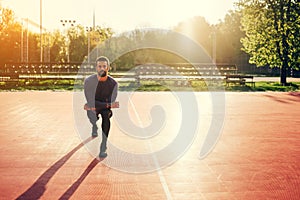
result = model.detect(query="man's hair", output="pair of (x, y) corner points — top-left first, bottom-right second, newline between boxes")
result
(95, 56), (110, 66)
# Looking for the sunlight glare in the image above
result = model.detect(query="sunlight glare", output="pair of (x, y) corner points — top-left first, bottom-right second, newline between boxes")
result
(2, 0), (238, 32)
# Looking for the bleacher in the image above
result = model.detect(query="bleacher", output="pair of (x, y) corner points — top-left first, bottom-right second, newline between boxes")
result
(135, 63), (238, 86)
(1, 62), (249, 88)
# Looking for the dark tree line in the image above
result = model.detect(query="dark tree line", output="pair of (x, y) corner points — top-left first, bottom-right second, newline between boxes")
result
(1, 1), (299, 84)
(0, 5), (247, 67)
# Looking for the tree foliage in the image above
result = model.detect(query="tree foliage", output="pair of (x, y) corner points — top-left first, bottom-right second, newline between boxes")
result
(174, 16), (212, 57)
(0, 7), (22, 63)
(237, 0), (300, 84)
(173, 14), (249, 65)
(216, 10), (250, 64)
(0, 5), (250, 71)
(0, 6), (114, 65)
(68, 25), (88, 62)
(50, 30), (66, 62)
(3, 2), (299, 82)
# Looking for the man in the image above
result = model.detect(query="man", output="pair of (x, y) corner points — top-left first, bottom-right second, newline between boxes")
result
(84, 56), (118, 158)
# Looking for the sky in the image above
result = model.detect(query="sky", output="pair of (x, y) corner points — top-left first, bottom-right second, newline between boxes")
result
(1, 0), (239, 33)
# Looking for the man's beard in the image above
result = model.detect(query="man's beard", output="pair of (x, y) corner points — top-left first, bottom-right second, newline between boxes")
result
(98, 70), (107, 77)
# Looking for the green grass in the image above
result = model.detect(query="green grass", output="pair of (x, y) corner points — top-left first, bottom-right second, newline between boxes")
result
(0, 79), (299, 92)
(225, 82), (300, 92)
(0, 79), (79, 91)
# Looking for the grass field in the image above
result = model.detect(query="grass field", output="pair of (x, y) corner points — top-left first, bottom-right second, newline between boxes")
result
(0, 79), (299, 92)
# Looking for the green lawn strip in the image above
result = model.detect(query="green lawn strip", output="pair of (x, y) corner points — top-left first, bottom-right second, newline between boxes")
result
(0, 80), (299, 92)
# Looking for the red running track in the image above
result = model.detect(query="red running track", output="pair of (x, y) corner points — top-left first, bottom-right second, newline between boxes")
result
(0, 91), (299, 200)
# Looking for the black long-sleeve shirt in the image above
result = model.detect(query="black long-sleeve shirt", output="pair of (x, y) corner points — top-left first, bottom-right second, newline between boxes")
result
(84, 74), (118, 110)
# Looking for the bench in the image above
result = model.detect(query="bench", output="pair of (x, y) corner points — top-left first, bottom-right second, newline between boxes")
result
(134, 63), (238, 86)
(0, 73), (20, 87)
(0, 62), (97, 83)
(225, 75), (255, 87)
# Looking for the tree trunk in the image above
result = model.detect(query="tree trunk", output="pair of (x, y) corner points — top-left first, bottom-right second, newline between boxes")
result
(281, 33), (290, 86)
(280, 62), (287, 86)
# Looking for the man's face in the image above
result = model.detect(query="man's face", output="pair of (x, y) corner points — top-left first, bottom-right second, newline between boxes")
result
(96, 61), (109, 77)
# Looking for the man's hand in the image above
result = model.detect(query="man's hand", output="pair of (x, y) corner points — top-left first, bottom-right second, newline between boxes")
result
(108, 101), (119, 108)
(84, 102), (119, 110)
(84, 103), (96, 111)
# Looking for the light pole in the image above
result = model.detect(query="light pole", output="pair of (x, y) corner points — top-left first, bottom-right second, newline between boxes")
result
(21, 19), (23, 62)
(60, 19), (76, 63)
(40, 0), (43, 62)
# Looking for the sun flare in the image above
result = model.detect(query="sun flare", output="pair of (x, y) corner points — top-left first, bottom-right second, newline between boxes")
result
(2, 0), (238, 32)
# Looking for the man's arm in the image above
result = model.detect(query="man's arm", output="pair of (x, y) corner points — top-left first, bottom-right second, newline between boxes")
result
(84, 77), (95, 107)
(111, 82), (118, 103)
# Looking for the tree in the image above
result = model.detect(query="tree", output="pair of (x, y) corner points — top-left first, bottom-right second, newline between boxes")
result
(173, 15), (249, 65)
(27, 32), (40, 62)
(238, 0), (300, 85)
(50, 30), (66, 62)
(68, 25), (87, 62)
(0, 7), (44, 64)
(0, 7), (22, 64)
(174, 16), (212, 57)
(216, 10), (250, 65)
(87, 26), (113, 62)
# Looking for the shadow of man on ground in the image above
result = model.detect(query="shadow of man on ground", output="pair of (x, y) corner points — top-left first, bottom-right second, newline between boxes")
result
(16, 137), (96, 200)
(58, 158), (101, 200)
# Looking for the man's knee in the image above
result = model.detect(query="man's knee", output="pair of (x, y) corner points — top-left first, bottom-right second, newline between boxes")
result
(87, 110), (98, 124)
(100, 109), (113, 119)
